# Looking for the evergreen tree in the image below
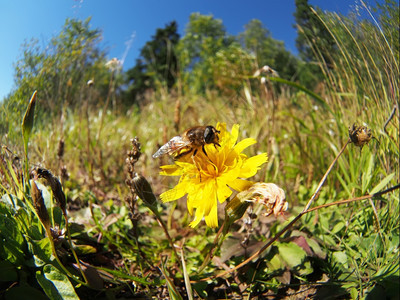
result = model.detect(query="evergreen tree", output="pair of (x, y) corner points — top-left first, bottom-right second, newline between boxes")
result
(294, 0), (336, 67)
(125, 21), (179, 103)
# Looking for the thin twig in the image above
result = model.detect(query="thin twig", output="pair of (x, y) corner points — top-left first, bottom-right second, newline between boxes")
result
(303, 138), (350, 212)
(383, 105), (397, 135)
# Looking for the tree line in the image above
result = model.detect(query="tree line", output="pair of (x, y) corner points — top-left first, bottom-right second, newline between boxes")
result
(0, 0), (397, 136)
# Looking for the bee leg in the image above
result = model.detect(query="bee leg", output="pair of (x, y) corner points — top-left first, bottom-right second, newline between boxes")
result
(201, 145), (208, 157)
(189, 149), (204, 181)
(202, 145), (218, 172)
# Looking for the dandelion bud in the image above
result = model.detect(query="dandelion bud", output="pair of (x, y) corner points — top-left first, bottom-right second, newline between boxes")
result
(225, 194), (251, 223)
(36, 168), (67, 216)
(132, 174), (157, 207)
(349, 123), (372, 148)
(31, 180), (51, 233)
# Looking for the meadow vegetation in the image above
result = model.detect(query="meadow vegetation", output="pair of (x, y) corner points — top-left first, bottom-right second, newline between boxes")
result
(0, 1), (398, 299)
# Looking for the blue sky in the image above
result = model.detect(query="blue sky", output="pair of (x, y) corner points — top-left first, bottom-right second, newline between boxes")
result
(0, 0), (380, 100)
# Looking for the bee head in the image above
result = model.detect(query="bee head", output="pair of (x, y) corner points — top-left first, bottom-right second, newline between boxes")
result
(204, 126), (220, 144)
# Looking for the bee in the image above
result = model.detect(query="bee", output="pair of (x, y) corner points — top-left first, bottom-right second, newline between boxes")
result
(153, 125), (220, 159)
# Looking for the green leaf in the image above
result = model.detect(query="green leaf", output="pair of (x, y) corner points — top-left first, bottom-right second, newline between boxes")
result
(26, 237), (53, 267)
(36, 271), (63, 300)
(331, 221), (345, 234)
(266, 252), (286, 272)
(306, 238), (326, 259)
(361, 154), (374, 194)
(332, 251), (348, 269)
(94, 266), (151, 285)
(0, 204), (26, 265)
(276, 242), (307, 268)
(370, 173), (395, 195)
(268, 77), (332, 114)
(160, 262), (183, 300)
(74, 244), (97, 255)
(42, 264), (79, 300)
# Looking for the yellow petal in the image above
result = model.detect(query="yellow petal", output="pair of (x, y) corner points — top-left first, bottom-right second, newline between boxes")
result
(234, 138), (257, 154)
(189, 207), (204, 227)
(228, 178), (255, 192)
(240, 153), (268, 178)
(160, 165), (183, 176)
(160, 184), (187, 202)
(227, 124), (240, 148)
(216, 180), (233, 203)
(204, 204), (218, 228)
(201, 182), (217, 216)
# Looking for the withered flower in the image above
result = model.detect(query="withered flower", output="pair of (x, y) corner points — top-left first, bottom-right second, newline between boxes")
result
(349, 124), (372, 148)
(36, 168), (67, 216)
(227, 182), (288, 220)
(31, 180), (51, 233)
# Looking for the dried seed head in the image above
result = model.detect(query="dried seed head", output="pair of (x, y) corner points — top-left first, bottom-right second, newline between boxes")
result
(349, 123), (372, 148)
(31, 180), (51, 232)
(35, 168), (67, 216)
(128, 138), (142, 165)
(57, 139), (65, 159)
(253, 65), (279, 78)
(105, 58), (121, 71)
(132, 173), (157, 207)
(237, 182), (288, 217)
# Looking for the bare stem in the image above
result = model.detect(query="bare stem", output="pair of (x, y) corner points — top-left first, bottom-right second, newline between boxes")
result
(303, 138), (350, 212)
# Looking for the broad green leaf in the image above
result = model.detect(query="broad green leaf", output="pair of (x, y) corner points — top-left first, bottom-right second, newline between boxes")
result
(266, 252), (285, 272)
(306, 238), (326, 259)
(276, 242), (307, 268)
(26, 237), (53, 267)
(37, 271), (63, 300)
(0, 204), (26, 264)
(332, 251), (348, 269)
(370, 173), (395, 195)
(331, 221), (345, 234)
(43, 264), (79, 300)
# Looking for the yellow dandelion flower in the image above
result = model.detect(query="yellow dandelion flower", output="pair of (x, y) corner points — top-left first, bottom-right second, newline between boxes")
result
(159, 123), (268, 228)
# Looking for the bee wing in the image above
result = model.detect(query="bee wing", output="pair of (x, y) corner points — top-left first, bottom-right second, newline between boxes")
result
(152, 136), (190, 158)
